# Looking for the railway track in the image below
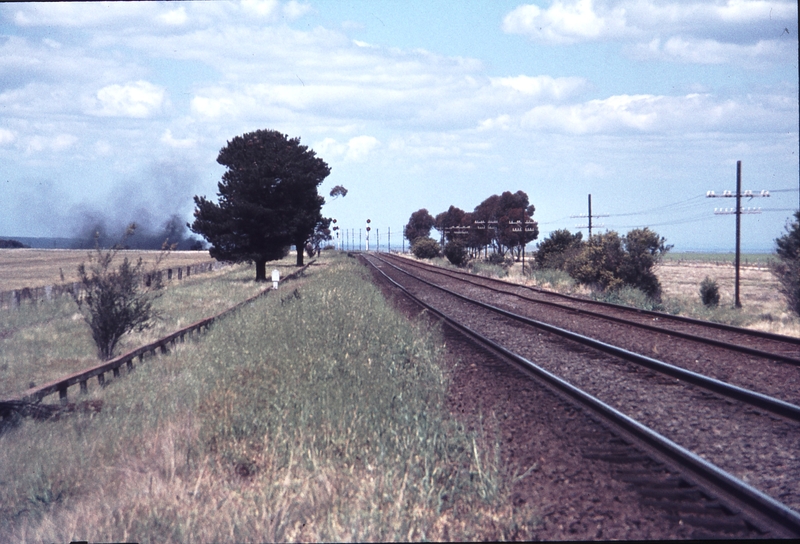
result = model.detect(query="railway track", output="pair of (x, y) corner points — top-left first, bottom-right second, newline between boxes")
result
(377, 252), (800, 407)
(362, 253), (800, 538)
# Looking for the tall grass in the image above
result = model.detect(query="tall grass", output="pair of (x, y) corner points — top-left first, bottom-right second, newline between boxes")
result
(0, 255), (539, 541)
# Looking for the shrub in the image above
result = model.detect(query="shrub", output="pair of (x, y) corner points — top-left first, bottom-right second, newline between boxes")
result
(444, 240), (468, 267)
(564, 228), (670, 299)
(72, 226), (163, 360)
(487, 252), (505, 265)
(772, 211), (800, 316)
(535, 229), (583, 270)
(411, 237), (441, 259)
(699, 276), (720, 307)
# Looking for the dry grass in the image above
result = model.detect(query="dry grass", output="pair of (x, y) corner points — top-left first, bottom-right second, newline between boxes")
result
(0, 257), (299, 398)
(0, 254), (540, 542)
(0, 249), (214, 291)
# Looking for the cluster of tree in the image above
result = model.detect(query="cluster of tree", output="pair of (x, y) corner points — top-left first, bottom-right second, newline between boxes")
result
(404, 190), (539, 265)
(535, 227), (672, 299)
(190, 129), (333, 281)
(0, 238), (28, 248)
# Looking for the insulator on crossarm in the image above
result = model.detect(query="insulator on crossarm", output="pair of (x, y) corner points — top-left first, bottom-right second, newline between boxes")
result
(761, 190), (770, 197)
(706, 191), (716, 197)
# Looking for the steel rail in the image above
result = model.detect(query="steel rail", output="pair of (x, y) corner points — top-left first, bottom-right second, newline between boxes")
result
(382, 253), (800, 347)
(363, 254), (800, 537)
(379, 254), (800, 366)
(373, 254), (800, 422)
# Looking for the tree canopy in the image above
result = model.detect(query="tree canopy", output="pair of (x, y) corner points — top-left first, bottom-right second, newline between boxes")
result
(404, 209), (436, 244)
(190, 129), (330, 280)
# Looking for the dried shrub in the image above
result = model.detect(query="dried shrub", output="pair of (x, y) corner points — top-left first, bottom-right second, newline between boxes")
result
(699, 276), (720, 307)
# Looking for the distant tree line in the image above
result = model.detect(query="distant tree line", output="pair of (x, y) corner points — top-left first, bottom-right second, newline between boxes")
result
(404, 190), (539, 265)
(404, 190), (675, 300)
(0, 239), (29, 249)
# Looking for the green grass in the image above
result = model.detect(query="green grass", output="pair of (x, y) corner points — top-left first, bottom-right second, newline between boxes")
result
(0, 254), (539, 542)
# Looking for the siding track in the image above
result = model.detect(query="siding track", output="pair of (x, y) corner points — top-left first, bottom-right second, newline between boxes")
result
(362, 253), (800, 538)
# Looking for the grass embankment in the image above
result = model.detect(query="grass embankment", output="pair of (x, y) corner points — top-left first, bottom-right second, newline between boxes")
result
(0, 260), (296, 398)
(0, 254), (538, 542)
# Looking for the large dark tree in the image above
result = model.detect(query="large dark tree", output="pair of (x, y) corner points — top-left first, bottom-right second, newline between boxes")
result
(404, 208), (436, 244)
(190, 130), (330, 280)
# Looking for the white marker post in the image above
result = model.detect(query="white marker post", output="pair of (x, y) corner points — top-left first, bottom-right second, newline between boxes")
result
(271, 269), (280, 290)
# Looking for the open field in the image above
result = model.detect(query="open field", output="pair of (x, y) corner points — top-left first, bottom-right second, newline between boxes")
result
(0, 254), (536, 542)
(662, 251), (776, 267)
(0, 249), (214, 291)
(0, 257), (300, 399)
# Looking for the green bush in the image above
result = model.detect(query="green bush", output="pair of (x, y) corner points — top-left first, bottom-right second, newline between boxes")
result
(535, 229), (583, 270)
(699, 276), (720, 307)
(772, 211), (800, 316)
(564, 228), (670, 300)
(444, 240), (468, 267)
(411, 237), (441, 259)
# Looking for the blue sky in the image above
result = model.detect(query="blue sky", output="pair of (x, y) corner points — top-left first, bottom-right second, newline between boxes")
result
(0, 0), (797, 251)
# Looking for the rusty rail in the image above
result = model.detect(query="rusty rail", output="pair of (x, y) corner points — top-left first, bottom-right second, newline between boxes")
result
(2, 261), (313, 409)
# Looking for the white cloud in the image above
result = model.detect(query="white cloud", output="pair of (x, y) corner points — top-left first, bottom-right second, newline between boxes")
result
(502, 1), (797, 64)
(90, 81), (165, 118)
(0, 128), (15, 145)
(283, 1), (312, 20)
(502, 0), (629, 44)
(345, 136), (379, 161)
(628, 36), (791, 65)
(158, 7), (188, 26)
(490, 75), (586, 100)
(520, 92), (793, 134)
(161, 129), (196, 149)
(313, 136), (380, 162)
(241, 0), (280, 18)
(25, 133), (77, 153)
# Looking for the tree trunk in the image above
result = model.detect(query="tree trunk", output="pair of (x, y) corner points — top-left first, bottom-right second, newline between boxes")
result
(296, 246), (304, 266)
(255, 259), (267, 282)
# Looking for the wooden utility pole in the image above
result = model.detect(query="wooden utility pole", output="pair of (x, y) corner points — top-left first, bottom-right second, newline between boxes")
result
(707, 160), (770, 308)
(571, 194), (608, 238)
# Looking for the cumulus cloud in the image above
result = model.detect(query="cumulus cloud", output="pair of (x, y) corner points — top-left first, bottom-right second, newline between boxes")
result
(503, 0), (796, 64)
(283, 1), (312, 20)
(0, 128), (15, 145)
(90, 81), (165, 118)
(161, 129), (196, 149)
(25, 133), (78, 153)
(158, 7), (188, 26)
(628, 36), (791, 65)
(490, 75), (587, 100)
(502, 0), (629, 44)
(520, 92), (793, 134)
(313, 136), (380, 162)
